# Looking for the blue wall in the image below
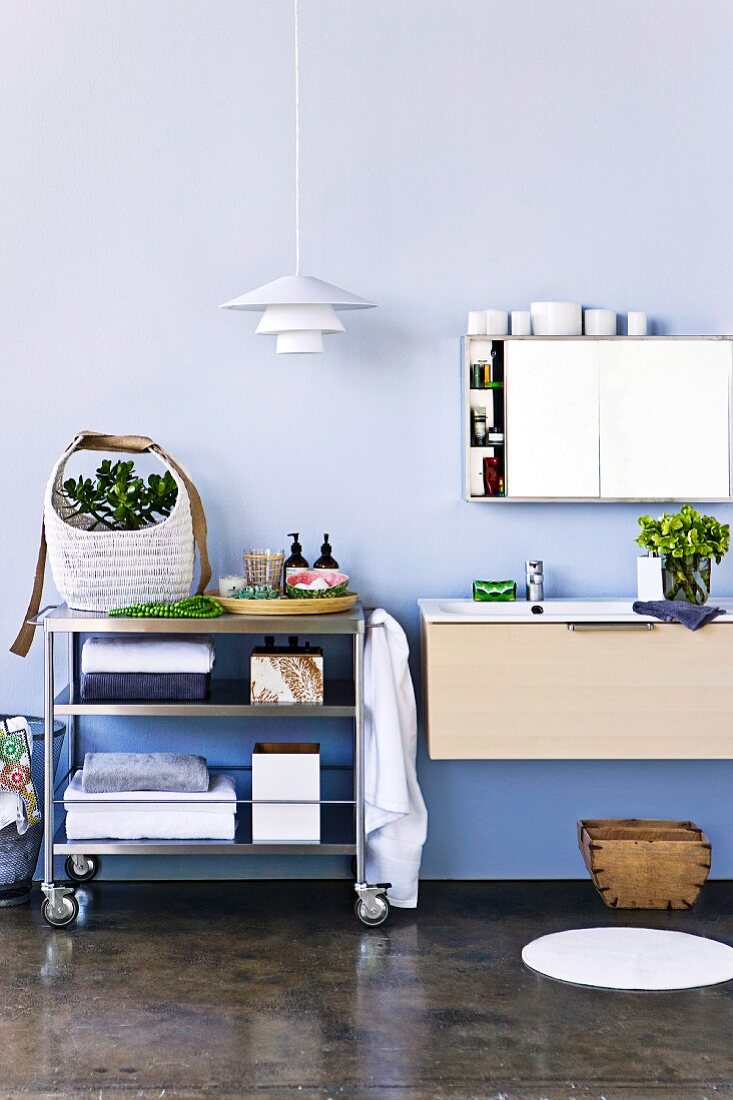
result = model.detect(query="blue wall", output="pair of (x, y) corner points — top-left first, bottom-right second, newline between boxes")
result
(3, 0), (733, 878)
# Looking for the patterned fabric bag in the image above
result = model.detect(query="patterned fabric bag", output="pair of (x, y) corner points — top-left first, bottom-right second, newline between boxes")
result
(0, 719), (40, 831)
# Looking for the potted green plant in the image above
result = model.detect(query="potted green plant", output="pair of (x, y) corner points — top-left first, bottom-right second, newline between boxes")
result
(636, 504), (730, 605)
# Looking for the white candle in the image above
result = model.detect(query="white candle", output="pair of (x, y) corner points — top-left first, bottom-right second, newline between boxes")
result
(511, 310), (531, 335)
(219, 575), (246, 597)
(584, 309), (617, 336)
(484, 309), (509, 336)
(627, 311), (648, 336)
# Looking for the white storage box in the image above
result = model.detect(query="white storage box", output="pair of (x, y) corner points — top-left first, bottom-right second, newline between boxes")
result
(251, 742), (320, 843)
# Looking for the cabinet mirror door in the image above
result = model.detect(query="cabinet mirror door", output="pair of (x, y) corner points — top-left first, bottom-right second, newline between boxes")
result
(505, 341), (600, 498)
(599, 341), (731, 500)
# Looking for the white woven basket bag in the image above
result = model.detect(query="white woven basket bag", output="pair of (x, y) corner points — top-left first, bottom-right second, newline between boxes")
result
(12, 432), (211, 655)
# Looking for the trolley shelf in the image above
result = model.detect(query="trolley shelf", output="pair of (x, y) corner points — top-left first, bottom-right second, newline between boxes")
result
(53, 822), (356, 857)
(54, 678), (356, 717)
(39, 601), (391, 928)
(42, 603), (365, 635)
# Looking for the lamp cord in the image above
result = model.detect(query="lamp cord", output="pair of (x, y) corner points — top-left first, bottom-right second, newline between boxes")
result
(294, 0), (301, 276)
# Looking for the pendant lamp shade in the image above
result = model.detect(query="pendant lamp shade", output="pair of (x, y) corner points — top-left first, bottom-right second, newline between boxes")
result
(220, 275), (375, 354)
(220, 275), (374, 311)
(219, 0), (376, 355)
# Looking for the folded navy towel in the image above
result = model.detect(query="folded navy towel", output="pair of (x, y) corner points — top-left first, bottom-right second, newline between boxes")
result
(80, 671), (210, 702)
(82, 752), (209, 794)
(632, 600), (726, 631)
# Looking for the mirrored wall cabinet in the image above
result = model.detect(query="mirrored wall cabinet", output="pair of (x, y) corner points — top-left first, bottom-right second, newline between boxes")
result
(464, 336), (733, 502)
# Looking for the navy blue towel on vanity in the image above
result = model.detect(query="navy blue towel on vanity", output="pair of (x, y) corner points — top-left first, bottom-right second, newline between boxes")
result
(632, 600), (726, 631)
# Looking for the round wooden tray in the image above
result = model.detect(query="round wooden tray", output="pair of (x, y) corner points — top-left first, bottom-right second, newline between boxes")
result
(209, 591), (359, 616)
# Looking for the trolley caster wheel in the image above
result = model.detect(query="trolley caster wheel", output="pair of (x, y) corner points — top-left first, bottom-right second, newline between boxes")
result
(42, 893), (79, 928)
(65, 855), (99, 883)
(355, 895), (389, 927)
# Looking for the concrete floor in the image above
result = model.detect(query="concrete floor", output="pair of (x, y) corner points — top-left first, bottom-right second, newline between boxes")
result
(0, 881), (732, 1100)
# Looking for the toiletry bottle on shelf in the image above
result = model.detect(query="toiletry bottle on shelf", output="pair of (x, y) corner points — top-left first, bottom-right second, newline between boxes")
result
(314, 534), (339, 570)
(483, 457), (499, 496)
(472, 407), (487, 446)
(284, 532), (309, 582)
(473, 360), (492, 389)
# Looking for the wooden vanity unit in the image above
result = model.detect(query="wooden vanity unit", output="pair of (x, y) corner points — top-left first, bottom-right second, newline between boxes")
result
(419, 599), (733, 759)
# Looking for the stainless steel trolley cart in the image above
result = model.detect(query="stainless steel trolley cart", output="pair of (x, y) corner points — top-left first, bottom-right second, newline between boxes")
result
(35, 602), (390, 928)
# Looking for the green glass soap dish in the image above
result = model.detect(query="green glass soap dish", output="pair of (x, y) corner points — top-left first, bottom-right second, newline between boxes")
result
(473, 579), (517, 602)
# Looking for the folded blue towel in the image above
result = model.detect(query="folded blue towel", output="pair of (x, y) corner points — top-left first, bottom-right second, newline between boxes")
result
(632, 600), (726, 631)
(81, 671), (210, 702)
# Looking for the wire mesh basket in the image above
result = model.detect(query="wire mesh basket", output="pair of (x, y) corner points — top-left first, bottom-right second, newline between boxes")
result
(243, 549), (285, 593)
(0, 716), (64, 907)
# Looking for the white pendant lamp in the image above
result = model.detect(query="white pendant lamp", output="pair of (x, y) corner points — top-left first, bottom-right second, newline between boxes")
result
(220, 0), (375, 353)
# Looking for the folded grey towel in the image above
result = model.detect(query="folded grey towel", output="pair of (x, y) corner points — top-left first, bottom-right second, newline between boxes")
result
(632, 600), (726, 631)
(82, 752), (209, 794)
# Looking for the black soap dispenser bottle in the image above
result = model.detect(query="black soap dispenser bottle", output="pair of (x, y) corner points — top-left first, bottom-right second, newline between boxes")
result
(313, 533), (339, 570)
(284, 532), (309, 583)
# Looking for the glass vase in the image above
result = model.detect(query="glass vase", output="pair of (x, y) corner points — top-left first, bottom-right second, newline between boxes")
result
(662, 555), (711, 605)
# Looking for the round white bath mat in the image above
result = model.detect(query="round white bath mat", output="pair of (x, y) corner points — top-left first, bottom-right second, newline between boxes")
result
(522, 927), (733, 991)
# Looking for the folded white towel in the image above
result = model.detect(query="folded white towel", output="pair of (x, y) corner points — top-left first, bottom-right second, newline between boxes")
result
(64, 772), (236, 840)
(64, 771), (235, 811)
(81, 635), (215, 675)
(65, 810), (236, 841)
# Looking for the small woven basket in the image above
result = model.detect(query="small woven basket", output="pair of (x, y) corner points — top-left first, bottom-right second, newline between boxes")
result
(244, 550), (285, 593)
(45, 436), (195, 612)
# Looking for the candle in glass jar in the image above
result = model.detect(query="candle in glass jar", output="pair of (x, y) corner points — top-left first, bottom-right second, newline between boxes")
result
(219, 575), (246, 597)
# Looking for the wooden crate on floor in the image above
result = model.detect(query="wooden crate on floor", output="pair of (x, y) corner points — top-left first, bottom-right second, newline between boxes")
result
(578, 818), (711, 910)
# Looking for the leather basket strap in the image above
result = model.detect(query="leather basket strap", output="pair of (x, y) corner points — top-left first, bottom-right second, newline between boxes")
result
(11, 431), (211, 657)
(10, 524), (48, 657)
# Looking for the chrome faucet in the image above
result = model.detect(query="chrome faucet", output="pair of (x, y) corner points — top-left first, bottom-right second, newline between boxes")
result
(525, 560), (544, 602)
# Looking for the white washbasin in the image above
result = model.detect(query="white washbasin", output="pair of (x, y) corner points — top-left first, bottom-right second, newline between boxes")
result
(435, 602), (629, 620)
(420, 597), (733, 624)
(437, 598), (634, 619)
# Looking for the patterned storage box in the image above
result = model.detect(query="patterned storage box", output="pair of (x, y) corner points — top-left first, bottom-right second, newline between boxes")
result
(250, 637), (324, 705)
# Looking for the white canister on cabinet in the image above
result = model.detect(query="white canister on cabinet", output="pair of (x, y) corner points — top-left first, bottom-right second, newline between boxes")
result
(637, 555), (663, 600)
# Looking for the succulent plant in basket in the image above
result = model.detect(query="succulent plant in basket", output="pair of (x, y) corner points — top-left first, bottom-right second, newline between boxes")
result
(59, 460), (178, 531)
(636, 504), (729, 605)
